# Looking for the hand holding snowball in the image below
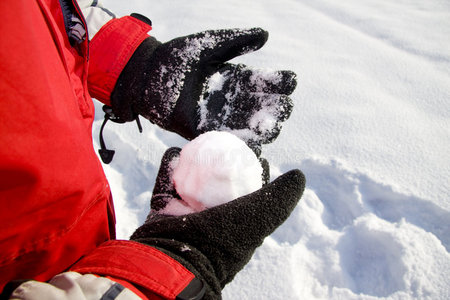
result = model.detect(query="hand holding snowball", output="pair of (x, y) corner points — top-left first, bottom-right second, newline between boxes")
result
(132, 139), (305, 298)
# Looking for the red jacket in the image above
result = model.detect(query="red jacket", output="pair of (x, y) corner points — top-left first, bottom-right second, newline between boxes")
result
(0, 0), (196, 298)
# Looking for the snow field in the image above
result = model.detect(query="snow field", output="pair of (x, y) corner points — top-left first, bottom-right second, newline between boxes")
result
(229, 159), (449, 299)
(98, 1), (450, 299)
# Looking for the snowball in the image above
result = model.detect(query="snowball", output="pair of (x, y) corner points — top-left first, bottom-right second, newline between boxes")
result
(172, 131), (263, 212)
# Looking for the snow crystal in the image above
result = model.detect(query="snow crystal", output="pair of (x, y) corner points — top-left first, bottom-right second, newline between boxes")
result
(249, 68), (283, 91)
(180, 245), (191, 252)
(249, 109), (277, 132)
(205, 72), (226, 93)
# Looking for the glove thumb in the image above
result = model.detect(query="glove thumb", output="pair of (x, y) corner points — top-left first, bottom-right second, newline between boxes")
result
(203, 27), (269, 65)
(150, 147), (182, 213)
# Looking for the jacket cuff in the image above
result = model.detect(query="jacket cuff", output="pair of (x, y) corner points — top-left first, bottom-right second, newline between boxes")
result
(70, 240), (204, 300)
(87, 16), (152, 104)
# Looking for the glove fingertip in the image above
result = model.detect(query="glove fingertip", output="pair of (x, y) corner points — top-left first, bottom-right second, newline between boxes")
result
(151, 147), (182, 202)
(240, 27), (269, 55)
(249, 27), (269, 46)
(162, 147), (182, 162)
(289, 169), (306, 191)
(211, 28), (269, 63)
(279, 95), (294, 122)
(282, 70), (298, 96)
(273, 169), (306, 201)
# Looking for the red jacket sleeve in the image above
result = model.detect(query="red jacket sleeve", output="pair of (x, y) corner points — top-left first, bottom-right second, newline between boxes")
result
(87, 16), (152, 105)
(70, 240), (203, 300)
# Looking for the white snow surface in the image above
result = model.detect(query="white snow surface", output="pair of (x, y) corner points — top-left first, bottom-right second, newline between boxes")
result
(172, 131), (263, 212)
(97, 1), (450, 299)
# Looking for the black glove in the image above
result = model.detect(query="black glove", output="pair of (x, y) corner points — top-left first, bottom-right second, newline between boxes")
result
(131, 148), (305, 299)
(111, 23), (297, 151)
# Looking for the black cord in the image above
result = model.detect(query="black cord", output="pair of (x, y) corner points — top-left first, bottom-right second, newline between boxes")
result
(98, 105), (143, 164)
(98, 113), (115, 164)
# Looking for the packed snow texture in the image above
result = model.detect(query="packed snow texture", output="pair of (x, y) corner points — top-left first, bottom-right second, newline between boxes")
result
(97, 1), (450, 299)
(172, 131), (263, 213)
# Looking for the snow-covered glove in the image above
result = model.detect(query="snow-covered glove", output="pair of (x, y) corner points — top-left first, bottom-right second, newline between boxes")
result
(111, 20), (297, 151)
(130, 148), (305, 299)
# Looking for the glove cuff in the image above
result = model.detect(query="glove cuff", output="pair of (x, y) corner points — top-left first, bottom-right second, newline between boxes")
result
(110, 36), (162, 121)
(132, 237), (223, 299)
(87, 16), (152, 104)
(70, 240), (205, 300)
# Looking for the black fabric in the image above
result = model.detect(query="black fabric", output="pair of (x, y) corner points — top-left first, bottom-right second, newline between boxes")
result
(111, 26), (297, 149)
(148, 147), (182, 213)
(100, 283), (125, 300)
(58, 0), (86, 46)
(111, 36), (162, 122)
(130, 13), (152, 26)
(131, 164), (305, 299)
(153, 29), (270, 139)
(176, 277), (206, 300)
(195, 63), (296, 145)
(59, 0), (73, 36)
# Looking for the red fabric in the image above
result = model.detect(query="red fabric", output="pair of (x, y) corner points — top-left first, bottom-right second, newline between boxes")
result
(71, 241), (195, 299)
(71, 240), (195, 300)
(0, 0), (113, 291)
(0, 0), (153, 293)
(87, 16), (152, 104)
(0, 1), (192, 297)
